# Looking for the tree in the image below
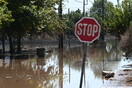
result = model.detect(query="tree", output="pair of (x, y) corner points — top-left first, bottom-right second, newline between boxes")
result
(103, 0), (132, 38)
(89, 0), (113, 40)
(89, 0), (132, 38)
(6, 0), (66, 54)
(0, 0), (13, 54)
(6, 0), (37, 54)
(63, 9), (83, 35)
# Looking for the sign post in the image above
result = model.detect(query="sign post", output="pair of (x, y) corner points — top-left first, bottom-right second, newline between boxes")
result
(75, 17), (101, 88)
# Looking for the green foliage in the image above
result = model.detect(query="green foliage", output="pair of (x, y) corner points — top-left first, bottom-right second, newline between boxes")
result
(89, 0), (113, 25)
(63, 9), (83, 36)
(63, 9), (83, 31)
(104, 0), (132, 37)
(0, 0), (13, 29)
(0, 0), (68, 53)
(5, 0), (66, 37)
(90, 0), (132, 37)
(0, 0), (14, 42)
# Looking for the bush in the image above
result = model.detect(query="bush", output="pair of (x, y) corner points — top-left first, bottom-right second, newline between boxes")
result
(120, 26), (132, 57)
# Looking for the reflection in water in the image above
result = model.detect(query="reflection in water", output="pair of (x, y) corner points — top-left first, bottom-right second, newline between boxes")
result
(0, 40), (127, 88)
(58, 49), (63, 88)
(0, 54), (60, 88)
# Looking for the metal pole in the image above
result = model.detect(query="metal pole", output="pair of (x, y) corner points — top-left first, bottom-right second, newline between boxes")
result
(79, 0), (87, 88)
(79, 43), (87, 88)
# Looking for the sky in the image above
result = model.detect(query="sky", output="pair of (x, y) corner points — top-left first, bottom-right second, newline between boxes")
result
(63, 0), (123, 13)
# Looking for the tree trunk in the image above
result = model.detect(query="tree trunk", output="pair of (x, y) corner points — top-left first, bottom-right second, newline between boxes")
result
(59, 34), (63, 49)
(9, 36), (14, 54)
(100, 31), (105, 40)
(2, 39), (5, 54)
(17, 36), (22, 54)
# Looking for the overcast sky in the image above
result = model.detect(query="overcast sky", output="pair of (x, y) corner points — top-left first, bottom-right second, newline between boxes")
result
(63, 0), (123, 13)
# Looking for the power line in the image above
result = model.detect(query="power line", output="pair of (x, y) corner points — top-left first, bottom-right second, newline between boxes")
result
(85, 0), (88, 5)
(75, 0), (83, 3)
(89, 0), (93, 4)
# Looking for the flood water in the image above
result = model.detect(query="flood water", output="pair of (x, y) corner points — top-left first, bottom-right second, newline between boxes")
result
(0, 40), (131, 88)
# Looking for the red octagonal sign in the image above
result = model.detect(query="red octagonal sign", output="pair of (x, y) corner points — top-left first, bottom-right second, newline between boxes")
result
(75, 17), (101, 43)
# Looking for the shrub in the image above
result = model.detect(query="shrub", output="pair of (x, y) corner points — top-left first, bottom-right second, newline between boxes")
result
(120, 26), (132, 57)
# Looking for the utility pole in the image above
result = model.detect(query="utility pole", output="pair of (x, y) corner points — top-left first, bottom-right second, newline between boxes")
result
(83, 0), (85, 16)
(117, 0), (119, 6)
(58, 1), (63, 87)
(100, 0), (105, 40)
(58, 0), (63, 49)
(68, 9), (71, 47)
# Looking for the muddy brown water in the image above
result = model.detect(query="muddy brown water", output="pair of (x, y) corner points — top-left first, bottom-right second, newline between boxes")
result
(0, 40), (131, 88)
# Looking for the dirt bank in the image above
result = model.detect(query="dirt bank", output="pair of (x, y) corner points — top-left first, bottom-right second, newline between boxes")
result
(103, 64), (132, 88)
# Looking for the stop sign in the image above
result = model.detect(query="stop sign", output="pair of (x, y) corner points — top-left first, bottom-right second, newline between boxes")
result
(75, 17), (101, 43)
